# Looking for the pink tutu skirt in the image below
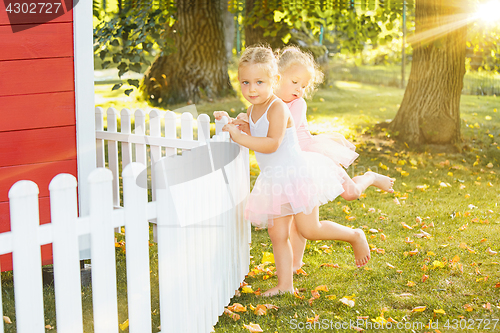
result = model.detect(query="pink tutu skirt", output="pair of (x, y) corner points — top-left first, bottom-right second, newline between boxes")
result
(245, 151), (345, 228)
(300, 133), (359, 168)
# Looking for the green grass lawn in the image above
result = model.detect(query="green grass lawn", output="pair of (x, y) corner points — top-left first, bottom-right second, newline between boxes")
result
(214, 84), (500, 332)
(2, 81), (499, 333)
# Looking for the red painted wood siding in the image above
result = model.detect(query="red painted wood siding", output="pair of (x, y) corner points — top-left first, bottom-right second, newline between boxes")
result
(0, 1), (77, 271)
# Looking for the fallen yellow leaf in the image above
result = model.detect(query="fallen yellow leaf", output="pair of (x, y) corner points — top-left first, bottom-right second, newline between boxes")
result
(261, 252), (275, 264)
(228, 303), (247, 312)
(224, 308), (240, 321)
(241, 286), (254, 293)
(314, 285), (329, 292)
(319, 263), (339, 268)
(434, 309), (446, 315)
(407, 281), (416, 287)
(294, 291), (304, 300)
(487, 248), (498, 255)
(254, 305), (267, 316)
(3, 316), (12, 324)
(339, 296), (355, 307)
(307, 314), (320, 323)
(119, 319), (129, 331)
(263, 304), (279, 310)
(401, 222), (413, 229)
(412, 306), (426, 312)
(243, 323), (264, 332)
(432, 260), (445, 269)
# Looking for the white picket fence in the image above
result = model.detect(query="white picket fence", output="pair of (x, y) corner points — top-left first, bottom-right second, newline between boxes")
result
(0, 108), (251, 333)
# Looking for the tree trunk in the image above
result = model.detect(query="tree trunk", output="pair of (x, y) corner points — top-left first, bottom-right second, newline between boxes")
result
(222, 2), (235, 62)
(143, 0), (234, 106)
(389, 0), (468, 146)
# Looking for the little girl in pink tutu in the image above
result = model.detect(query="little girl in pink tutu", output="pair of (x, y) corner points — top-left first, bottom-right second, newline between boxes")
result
(217, 45), (371, 296)
(274, 46), (395, 272)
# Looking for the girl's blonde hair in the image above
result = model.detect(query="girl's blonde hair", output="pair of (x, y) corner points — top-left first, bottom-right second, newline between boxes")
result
(238, 45), (279, 83)
(277, 46), (324, 98)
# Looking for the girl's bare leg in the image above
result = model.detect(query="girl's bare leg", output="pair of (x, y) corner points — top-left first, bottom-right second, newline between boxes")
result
(264, 215), (295, 296)
(341, 169), (395, 201)
(289, 217), (306, 272)
(294, 206), (371, 267)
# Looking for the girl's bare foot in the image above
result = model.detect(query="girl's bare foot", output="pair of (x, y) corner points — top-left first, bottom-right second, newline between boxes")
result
(261, 285), (295, 297)
(367, 171), (395, 193)
(351, 229), (371, 267)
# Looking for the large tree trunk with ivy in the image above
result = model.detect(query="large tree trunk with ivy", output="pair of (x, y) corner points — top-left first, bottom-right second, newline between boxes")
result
(389, 0), (468, 146)
(143, 0), (234, 105)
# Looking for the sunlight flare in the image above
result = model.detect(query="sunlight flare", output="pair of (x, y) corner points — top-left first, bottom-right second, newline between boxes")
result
(406, 13), (470, 46)
(474, 0), (500, 24)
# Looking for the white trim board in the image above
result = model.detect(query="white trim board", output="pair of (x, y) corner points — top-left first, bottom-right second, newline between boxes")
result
(73, 0), (96, 259)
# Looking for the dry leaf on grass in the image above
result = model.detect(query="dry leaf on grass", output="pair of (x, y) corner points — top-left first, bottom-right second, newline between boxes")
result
(243, 323), (263, 332)
(228, 303), (247, 312)
(314, 285), (329, 292)
(307, 315), (320, 323)
(401, 222), (413, 229)
(320, 263), (339, 268)
(412, 306), (426, 312)
(487, 248), (497, 255)
(254, 305), (267, 316)
(339, 296), (355, 307)
(224, 308), (240, 321)
(261, 252), (275, 264)
(241, 286), (254, 294)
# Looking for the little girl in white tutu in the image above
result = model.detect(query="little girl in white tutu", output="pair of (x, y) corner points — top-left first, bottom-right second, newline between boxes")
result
(217, 45), (371, 296)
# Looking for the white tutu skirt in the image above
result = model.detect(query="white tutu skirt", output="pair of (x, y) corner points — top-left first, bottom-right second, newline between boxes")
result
(300, 133), (359, 168)
(245, 151), (345, 228)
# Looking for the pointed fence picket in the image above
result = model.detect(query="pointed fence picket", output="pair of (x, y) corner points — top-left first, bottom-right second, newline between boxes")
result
(0, 109), (250, 333)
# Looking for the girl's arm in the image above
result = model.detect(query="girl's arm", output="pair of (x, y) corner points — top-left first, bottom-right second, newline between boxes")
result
(288, 98), (307, 130)
(223, 102), (288, 154)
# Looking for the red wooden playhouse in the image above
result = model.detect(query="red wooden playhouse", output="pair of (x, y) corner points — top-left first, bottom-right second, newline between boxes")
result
(0, 1), (95, 271)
